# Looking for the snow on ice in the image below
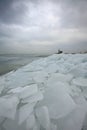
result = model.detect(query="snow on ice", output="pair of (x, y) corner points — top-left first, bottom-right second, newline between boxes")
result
(0, 53), (87, 130)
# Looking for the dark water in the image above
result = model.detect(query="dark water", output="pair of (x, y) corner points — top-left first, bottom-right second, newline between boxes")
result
(0, 54), (41, 76)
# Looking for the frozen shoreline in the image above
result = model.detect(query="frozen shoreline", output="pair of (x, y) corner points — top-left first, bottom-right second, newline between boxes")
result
(0, 53), (87, 130)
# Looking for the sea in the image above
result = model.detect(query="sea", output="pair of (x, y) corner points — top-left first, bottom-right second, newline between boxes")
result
(0, 54), (44, 76)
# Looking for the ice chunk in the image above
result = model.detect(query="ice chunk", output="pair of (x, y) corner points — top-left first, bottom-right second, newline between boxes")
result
(82, 88), (87, 99)
(47, 73), (73, 86)
(33, 122), (40, 130)
(72, 77), (87, 87)
(37, 82), (76, 119)
(56, 105), (87, 130)
(69, 67), (87, 78)
(19, 84), (38, 99)
(47, 81), (72, 96)
(51, 123), (57, 130)
(24, 63), (43, 72)
(4, 71), (34, 90)
(35, 106), (51, 130)
(8, 87), (23, 93)
(8, 84), (38, 99)
(0, 117), (5, 124)
(26, 114), (36, 129)
(3, 112), (26, 130)
(45, 63), (59, 73)
(33, 71), (48, 83)
(82, 113), (87, 130)
(21, 91), (43, 104)
(62, 83), (81, 98)
(74, 95), (87, 105)
(0, 77), (5, 94)
(0, 96), (19, 119)
(18, 103), (35, 124)
(60, 83), (81, 98)
(18, 84), (38, 99)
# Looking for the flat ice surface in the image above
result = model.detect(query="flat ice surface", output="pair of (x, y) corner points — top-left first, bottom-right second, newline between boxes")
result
(0, 53), (87, 130)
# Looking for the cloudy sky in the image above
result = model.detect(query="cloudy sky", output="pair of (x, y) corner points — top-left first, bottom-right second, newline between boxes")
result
(0, 0), (87, 54)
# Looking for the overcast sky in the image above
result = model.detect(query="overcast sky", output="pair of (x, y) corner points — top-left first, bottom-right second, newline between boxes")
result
(0, 0), (87, 54)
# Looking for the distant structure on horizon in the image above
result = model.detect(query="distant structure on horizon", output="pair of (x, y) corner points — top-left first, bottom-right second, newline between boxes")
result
(57, 49), (63, 54)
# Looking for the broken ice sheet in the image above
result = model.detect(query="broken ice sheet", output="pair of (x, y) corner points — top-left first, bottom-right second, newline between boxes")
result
(21, 91), (43, 104)
(0, 53), (87, 130)
(0, 96), (19, 120)
(44, 63), (59, 73)
(47, 73), (73, 84)
(3, 114), (26, 130)
(37, 82), (76, 119)
(19, 84), (38, 99)
(8, 84), (38, 99)
(72, 77), (87, 88)
(35, 106), (51, 130)
(26, 114), (36, 130)
(0, 76), (6, 94)
(33, 71), (49, 83)
(18, 102), (36, 124)
(55, 105), (87, 130)
(8, 87), (23, 93)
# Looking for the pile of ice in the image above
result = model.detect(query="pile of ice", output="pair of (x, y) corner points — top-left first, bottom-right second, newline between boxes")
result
(0, 53), (87, 130)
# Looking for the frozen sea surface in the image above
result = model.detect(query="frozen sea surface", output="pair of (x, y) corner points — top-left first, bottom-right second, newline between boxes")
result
(0, 53), (87, 130)
(0, 54), (40, 76)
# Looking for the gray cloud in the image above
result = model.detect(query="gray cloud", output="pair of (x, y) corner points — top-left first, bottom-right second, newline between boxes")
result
(1, 0), (87, 27)
(0, 0), (87, 54)
(0, 0), (28, 24)
(60, 0), (87, 28)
